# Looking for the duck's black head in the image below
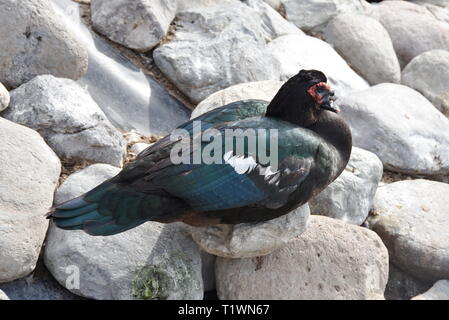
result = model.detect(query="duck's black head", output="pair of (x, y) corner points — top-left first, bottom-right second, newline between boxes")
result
(266, 69), (338, 127)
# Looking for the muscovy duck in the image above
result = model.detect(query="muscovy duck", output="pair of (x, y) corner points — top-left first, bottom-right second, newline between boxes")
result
(48, 69), (352, 236)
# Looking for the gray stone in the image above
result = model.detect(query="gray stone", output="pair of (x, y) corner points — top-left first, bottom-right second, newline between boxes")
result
(0, 118), (61, 283)
(3, 75), (126, 167)
(412, 280), (449, 300)
(91, 0), (176, 51)
(263, 0), (281, 9)
(310, 147), (383, 225)
(55, 164), (121, 206)
(192, 80), (284, 119)
(282, 0), (370, 32)
(367, 179), (449, 282)
(338, 83), (449, 176)
(266, 34), (369, 97)
(325, 13), (400, 85)
(0, 82), (9, 112)
(0, 0), (88, 88)
(216, 215), (389, 299)
(384, 263), (431, 300)
(51, 0), (191, 137)
(402, 50), (449, 107)
(0, 265), (81, 300)
(45, 164), (203, 300)
(369, 1), (449, 68)
(189, 205), (310, 258)
(154, 0), (302, 103)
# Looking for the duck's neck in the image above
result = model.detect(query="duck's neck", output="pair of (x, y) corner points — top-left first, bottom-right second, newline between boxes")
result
(309, 111), (352, 169)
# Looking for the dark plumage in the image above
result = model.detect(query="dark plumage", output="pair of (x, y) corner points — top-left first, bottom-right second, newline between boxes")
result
(48, 69), (352, 236)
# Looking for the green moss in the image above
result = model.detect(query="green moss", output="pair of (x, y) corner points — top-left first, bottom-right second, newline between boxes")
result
(131, 265), (172, 300)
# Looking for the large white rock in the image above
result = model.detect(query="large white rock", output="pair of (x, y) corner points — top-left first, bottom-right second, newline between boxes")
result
(369, 1), (449, 68)
(338, 83), (449, 176)
(412, 280), (449, 300)
(3, 75), (126, 167)
(189, 205), (310, 258)
(0, 118), (61, 283)
(367, 179), (449, 282)
(0, 0), (88, 88)
(154, 0), (302, 103)
(0, 289), (9, 300)
(402, 50), (449, 108)
(266, 34), (369, 97)
(0, 82), (9, 112)
(193, 80), (284, 119)
(325, 13), (400, 85)
(309, 147), (383, 225)
(216, 215), (389, 299)
(45, 164), (203, 300)
(91, 0), (176, 51)
(282, 0), (370, 32)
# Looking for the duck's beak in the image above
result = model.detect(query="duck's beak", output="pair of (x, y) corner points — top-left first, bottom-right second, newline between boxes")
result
(320, 91), (340, 113)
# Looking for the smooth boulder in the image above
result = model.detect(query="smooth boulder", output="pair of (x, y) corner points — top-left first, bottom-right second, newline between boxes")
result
(189, 205), (310, 258)
(3, 75), (126, 167)
(0, 118), (61, 283)
(91, 0), (176, 51)
(309, 147), (383, 225)
(282, 0), (369, 32)
(154, 1), (301, 103)
(412, 280), (449, 300)
(369, 1), (449, 68)
(325, 13), (400, 85)
(192, 80), (284, 119)
(402, 50), (449, 108)
(0, 0), (87, 88)
(367, 179), (449, 282)
(338, 83), (449, 176)
(45, 164), (203, 300)
(266, 34), (369, 97)
(216, 215), (389, 299)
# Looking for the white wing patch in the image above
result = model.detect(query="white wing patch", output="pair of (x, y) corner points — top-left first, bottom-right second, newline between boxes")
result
(223, 151), (258, 175)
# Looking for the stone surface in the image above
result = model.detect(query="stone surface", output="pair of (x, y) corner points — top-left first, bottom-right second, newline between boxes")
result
(384, 263), (431, 300)
(0, 118), (61, 283)
(189, 205), (310, 258)
(402, 50), (449, 106)
(369, 1), (449, 68)
(91, 0), (176, 51)
(367, 179), (449, 282)
(154, 0), (302, 103)
(54, 164), (121, 206)
(309, 147), (383, 225)
(338, 83), (449, 176)
(3, 75), (126, 167)
(282, 0), (370, 32)
(192, 80), (284, 119)
(45, 164), (203, 300)
(216, 215), (389, 299)
(266, 34), (369, 97)
(325, 13), (400, 85)
(0, 264), (81, 300)
(0, 0), (88, 88)
(412, 280), (449, 300)
(433, 92), (449, 117)
(0, 82), (9, 112)
(0, 289), (9, 300)
(51, 0), (191, 137)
